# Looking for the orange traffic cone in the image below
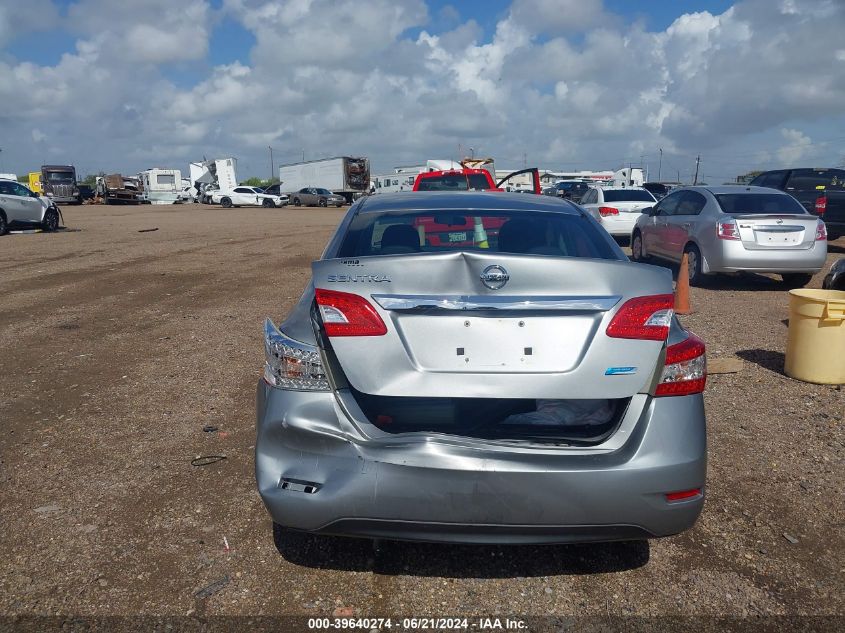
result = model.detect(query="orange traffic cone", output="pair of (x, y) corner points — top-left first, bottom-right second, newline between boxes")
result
(675, 253), (693, 315)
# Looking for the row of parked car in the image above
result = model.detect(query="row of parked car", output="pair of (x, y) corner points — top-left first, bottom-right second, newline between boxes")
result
(199, 185), (347, 208)
(543, 168), (844, 289)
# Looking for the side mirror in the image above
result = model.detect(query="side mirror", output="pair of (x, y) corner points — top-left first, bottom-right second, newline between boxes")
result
(644, 206), (655, 216)
(31, 191), (40, 198)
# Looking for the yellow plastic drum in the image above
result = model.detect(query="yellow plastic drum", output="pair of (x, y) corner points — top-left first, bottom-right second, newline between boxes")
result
(784, 289), (845, 384)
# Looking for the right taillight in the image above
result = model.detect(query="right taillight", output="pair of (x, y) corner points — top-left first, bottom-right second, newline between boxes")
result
(655, 333), (706, 396)
(816, 219), (827, 241)
(606, 294), (675, 341)
(598, 206), (619, 217)
(716, 219), (740, 240)
(315, 289), (387, 337)
(815, 196), (827, 215)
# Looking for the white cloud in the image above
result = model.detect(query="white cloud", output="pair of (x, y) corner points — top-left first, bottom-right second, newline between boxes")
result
(777, 128), (813, 164)
(0, 0), (844, 182)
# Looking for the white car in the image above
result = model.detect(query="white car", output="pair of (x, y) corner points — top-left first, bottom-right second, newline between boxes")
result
(211, 186), (288, 208)
(579, 187), (657, 239)
(0, 179), (61, 234)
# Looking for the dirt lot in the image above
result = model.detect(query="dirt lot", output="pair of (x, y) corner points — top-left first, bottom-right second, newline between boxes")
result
(0, 203), (842, 627)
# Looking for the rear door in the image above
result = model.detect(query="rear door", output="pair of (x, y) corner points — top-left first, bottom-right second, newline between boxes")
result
(0, 180), (25, 222)
(644, 190), (683, 256)
(664, 190), (707, 260)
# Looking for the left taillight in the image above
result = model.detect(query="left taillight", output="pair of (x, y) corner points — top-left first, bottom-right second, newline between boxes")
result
(598, 206), (619, 217)
(315, 289), (387, 337)
(655, 333), (706, 396)
(606, 294), (675, 341)
(263, 319), (329, 391)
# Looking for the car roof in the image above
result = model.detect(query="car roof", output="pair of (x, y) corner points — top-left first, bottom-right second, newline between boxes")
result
(357, 191), (583, 215)
(683, 185), (790, 195)
(595, 186), (648, 191)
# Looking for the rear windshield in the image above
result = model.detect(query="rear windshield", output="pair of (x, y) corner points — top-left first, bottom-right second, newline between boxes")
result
(787, 169), (845, 191)
(338, 210), (618, 259)
(417, 174), (492, 191)
(602, 190), (655, 202)
(715, 193), (807, 215)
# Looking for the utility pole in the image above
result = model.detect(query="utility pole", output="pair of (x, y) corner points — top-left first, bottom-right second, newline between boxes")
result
(269, 146), (274, 181)
(693, 155), (700, 185)
(658, 148), (662, 182)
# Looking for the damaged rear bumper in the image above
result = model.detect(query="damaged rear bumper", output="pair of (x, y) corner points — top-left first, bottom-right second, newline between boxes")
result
(255, 383), (706, 544)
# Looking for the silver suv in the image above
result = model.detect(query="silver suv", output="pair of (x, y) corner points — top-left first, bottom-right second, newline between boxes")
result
(0, 180), (60, 235)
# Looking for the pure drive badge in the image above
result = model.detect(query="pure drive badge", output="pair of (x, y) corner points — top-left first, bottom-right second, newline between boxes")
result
(327, 274), (392, 282)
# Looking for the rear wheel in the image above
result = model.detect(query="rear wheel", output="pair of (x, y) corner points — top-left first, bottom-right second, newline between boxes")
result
(262, 198), (274, 208)
(221, 197), (232, 208)
(781, 273), (813, 289)
(42, 208), (59, 232)
(631, 231), (646, 262)
(684, 243), (706, 286)
(0, 212), (7, 236)
(293, 197), (301, 206)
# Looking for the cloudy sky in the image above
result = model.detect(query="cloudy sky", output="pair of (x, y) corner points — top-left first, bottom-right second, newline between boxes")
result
(1, 0), (844, 184)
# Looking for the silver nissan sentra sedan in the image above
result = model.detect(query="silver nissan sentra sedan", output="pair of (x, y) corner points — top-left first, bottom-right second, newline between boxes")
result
(257, 192), (707, 545)
(631, 185), (828, 287)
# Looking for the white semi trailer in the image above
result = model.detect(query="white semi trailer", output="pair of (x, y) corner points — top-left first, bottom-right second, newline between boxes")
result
(279, 157), (369, 204)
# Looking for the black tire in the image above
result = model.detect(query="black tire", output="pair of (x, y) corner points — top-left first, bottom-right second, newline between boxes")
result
(319, 198), (327, 207)
(684, 243), (707, 286)
(0, 212), (7, 236)
(781, 273), (813, 289)
(335, 203), (343, 207)
(262, 198), (274, 208)
(42, 208), (59, 232)
(631, 231), (648, 262)
(221, 197), (232, 208)
(293, 197), (301, 206)
(631, 231), (646, 262)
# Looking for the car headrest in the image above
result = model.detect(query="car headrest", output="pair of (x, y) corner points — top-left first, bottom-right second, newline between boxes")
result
(498, 218), (544, 254)
(380, 224), (420, 251)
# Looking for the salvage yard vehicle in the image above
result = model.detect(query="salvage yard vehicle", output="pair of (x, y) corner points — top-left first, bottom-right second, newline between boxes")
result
(96, 174), (142, 204)
(138, 168), (182, 204)
(631, 186), (828, 287)
(0, 180), (61, 234)
(580, 186), (657, 239)
(40, 164), (80, 204)
(257, 191), (707, 545)
(212, 186), (287, 208)
(291, 187), (345, 207)
(749, 167), (845, 239)
(414, 167), (542, 194)
(280, 157), (370, 204)
(552, 180), (590, 203)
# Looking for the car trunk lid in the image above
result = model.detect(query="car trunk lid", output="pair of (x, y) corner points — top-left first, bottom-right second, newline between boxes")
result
(312, 252), (672, 399)
(730, 214), (818, 250)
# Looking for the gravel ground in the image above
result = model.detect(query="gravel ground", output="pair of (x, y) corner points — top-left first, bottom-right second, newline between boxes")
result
(0, 203), (842, 628)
